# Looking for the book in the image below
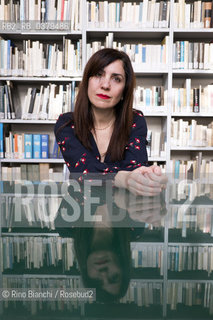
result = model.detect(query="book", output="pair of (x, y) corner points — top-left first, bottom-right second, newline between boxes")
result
(5, 81), (15, 119)
(0, 85), (4, 119)
(4, 84), (11, 119)
(24, 134), (33, 159)
(39, 163), (50, 180)
(204, 2), (212, 28)
(41, 134), (49, 159)
(33, 134), (41, 159)
(0, 122), (3, 158)
(193, 88), (200, 113)
(28, 88), (37, 116)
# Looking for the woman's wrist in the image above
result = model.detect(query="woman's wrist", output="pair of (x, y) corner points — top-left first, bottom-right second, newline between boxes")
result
(114, 170), (130, 189)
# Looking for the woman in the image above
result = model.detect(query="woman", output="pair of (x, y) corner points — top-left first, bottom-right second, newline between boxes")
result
(55, 48), (167, 196)
(74, 226), (131, 303)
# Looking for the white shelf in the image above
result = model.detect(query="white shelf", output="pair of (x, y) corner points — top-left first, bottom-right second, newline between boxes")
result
(142, 107), (168, 117)
(169, 204), (213, 209)
(172, 113), (213, 118)
(174, 28), (213, 33)
(0, 31), (82, 35)
(173, 69), (213, 74)
(131, 242), (164, 248)
(2, 232), (60, 236)
(148, 157), (166, 162)
(168, 279), (213, 284)
(2, 274), (80, 279)
(133, 68), (169, 74)
(171, 147), (213, 151)
(1, 158), (64, 163)
(0, 76), (82, 81)
(1, 119), (56, 124)
(87, 28), (169, 33)
(131, 279), (164, 283)
(168, 243), (213, 246)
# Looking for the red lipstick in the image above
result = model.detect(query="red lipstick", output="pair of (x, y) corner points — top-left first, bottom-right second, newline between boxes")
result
(97, 94), (110, 99)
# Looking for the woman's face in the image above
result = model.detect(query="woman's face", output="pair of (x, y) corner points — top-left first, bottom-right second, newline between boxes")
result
(87, 60), (126, 110)
(87, 250), (122, 295)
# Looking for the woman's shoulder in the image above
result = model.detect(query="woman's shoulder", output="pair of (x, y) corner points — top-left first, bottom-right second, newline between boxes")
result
(54, 112), (74, 136)
(131, 109), (147, 133)
(133, 109), (144, 121)
(56, 112), (74, 125)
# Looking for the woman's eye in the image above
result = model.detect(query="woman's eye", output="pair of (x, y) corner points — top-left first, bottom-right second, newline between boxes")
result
(96, 72), (103, 77)
(113, 76), (121, 83)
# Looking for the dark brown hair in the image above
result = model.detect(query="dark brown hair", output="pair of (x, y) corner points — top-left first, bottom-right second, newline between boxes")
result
(75, 48), (135, 162)
(74, 227), (131, 302)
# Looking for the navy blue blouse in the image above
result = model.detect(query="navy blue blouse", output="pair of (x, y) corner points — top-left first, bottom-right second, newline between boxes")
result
(54, 110), (148, 178)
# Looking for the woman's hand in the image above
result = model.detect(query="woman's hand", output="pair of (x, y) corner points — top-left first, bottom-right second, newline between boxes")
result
(126, 165), (167, 196)
(114, 165), (168, 196)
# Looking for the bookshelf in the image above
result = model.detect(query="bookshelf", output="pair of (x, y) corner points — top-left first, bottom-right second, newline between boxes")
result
(0, 0), (213, 318)
(1, 178), (213, 319)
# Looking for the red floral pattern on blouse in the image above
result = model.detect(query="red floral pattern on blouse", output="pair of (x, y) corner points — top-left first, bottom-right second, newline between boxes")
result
(54, 110), (148, 177)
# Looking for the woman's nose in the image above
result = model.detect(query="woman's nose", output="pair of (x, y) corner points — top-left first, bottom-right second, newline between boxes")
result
(100, 76), (110, 89)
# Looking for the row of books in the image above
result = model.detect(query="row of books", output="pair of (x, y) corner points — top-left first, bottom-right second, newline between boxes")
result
(0, 81), (78, 120)
(2, 277), (82, 314)
(173, 41), (213, 70)
(168, 245), (213, 275)
(23, 83), (77, 120)
(0, 0), (82, 30)
(171, 119), (213, 147)
(1, 196), (62, 231)
(134, 85), (167, 108)
(1, 238), (164, 273)
(0, 81), (16, 120)
(87, 0), (170, 29)
(172, 81), (213, 114)
(170, 156), (213, 180)
(146, 130), (166, 158)
(167, 207), (213, 238)
(170, 181), (213, 202)
(1, 163), (69, 182)
(3, 238), (213, 275)
(3, 132), (49, 159)
(170, 153), (213, 200)
(174, 0), (213, 29)
(1, 236), (77, 272)
(87, 36), (169, 69)
(0, 37), (82, 77)
(131, 244), (163, 273)
(1, 82), (213, 121)
(120, 281), (162, 307)
(167, 282), (213, 314)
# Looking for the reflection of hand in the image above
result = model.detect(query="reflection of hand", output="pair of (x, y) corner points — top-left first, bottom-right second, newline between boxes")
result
(126, 165), (168, 196)
(127, 194), (166, 226)
(114, 189), (167, 227)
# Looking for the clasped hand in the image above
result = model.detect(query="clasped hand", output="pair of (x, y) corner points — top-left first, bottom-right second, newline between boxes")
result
(126, 165), (168, 197)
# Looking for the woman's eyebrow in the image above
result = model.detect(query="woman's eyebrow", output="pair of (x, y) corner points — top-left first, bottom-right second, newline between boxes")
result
(112, 73), (125, 78)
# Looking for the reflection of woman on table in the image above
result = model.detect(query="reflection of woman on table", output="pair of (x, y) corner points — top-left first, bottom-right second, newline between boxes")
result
(74, 224), (131, 302)
(55, 48), (167, 195)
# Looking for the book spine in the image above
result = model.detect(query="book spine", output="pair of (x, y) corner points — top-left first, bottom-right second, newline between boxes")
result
(204, 2), (212, 28)
(33, 134), (41, 159)
(0, 122), (4, 158)
(4, 84), (11, 119)
(24, 134), (33, 159)
(193, 88), (200, 113)
(41, 134), (49, 159)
